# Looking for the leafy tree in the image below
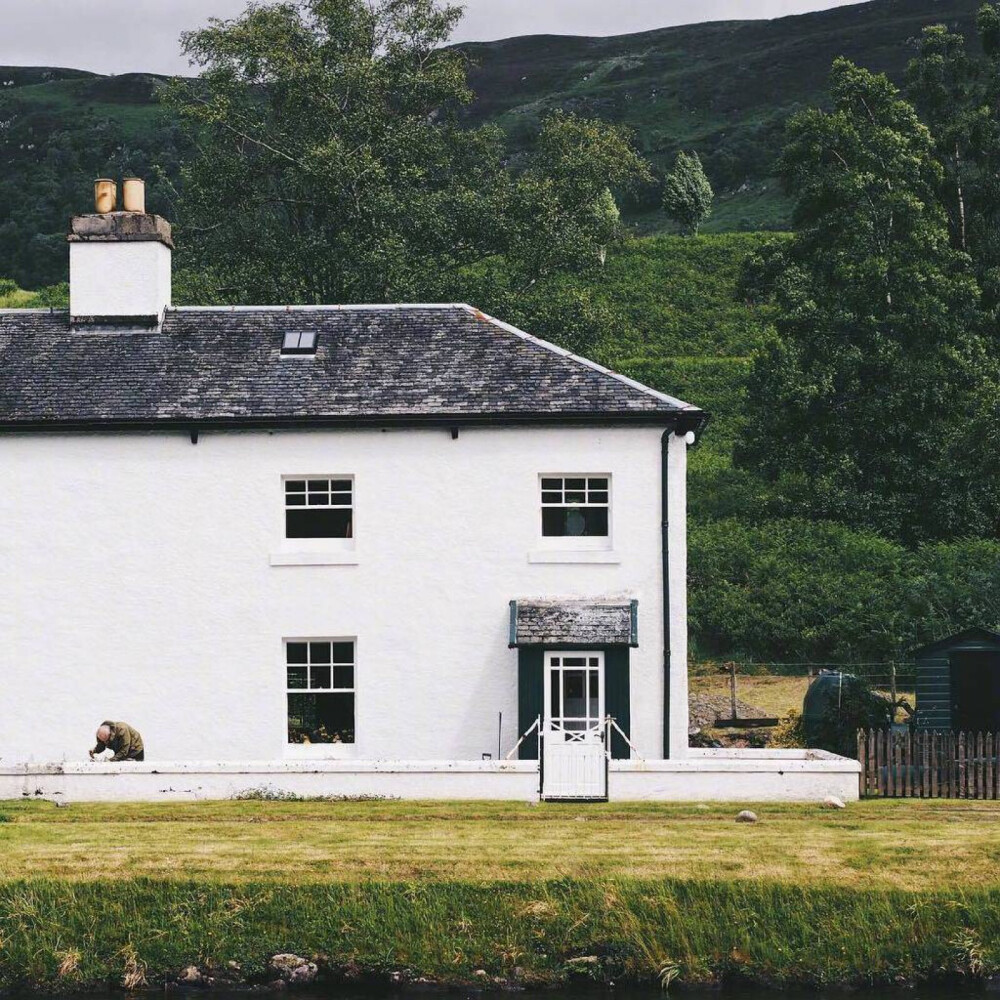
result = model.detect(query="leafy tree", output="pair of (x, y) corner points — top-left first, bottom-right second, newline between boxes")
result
(737, 59), (1000, 543)
(166, 0), (650, 305)
(661, 151), (713, 235)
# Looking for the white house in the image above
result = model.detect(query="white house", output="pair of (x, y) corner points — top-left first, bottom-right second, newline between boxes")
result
(0, 183), (859, 802)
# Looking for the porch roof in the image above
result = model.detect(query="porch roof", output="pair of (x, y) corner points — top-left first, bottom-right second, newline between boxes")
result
(509, 599), (638, 648)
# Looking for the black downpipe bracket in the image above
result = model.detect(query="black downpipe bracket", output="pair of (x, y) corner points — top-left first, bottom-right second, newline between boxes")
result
(662, 429), (672, 759)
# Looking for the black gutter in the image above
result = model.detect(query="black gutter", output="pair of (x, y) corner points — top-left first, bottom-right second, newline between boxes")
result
(0, 411), (708, 435)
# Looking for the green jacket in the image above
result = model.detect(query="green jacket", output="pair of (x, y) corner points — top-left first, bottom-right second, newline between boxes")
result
(92, 720), (144, 761)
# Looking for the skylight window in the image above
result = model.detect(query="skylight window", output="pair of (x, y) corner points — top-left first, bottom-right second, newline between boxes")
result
(281, 331), (318, 356)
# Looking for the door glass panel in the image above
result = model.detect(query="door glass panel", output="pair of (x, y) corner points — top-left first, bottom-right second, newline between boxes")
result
(550, 671), (560, 721)
(564, 657), (586, 667)
(563, 670), (587, 718)
(589, 670), (600, 717)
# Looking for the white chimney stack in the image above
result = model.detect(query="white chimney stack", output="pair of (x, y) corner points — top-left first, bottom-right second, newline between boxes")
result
(68, 178), (172, 326)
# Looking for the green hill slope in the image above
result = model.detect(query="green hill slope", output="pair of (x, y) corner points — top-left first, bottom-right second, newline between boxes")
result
(0, 0), (989, 286)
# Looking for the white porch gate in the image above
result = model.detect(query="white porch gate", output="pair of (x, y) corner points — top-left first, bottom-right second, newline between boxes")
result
(541, 651), (608, 801)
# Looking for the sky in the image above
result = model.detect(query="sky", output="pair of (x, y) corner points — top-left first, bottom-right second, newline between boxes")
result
(0, 0), (870, 76)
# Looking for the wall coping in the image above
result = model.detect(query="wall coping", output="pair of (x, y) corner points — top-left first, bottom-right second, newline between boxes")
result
(1, 751), (859, 778)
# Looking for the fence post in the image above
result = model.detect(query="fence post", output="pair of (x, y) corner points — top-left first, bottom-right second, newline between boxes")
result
(955, 733), (966, 799)
(890, 662), (897, 719)
(930, 732), (938, 798)
(983, 733), (993, 799)
(905, 728), (913, 798)
(868, 728), (876, 798)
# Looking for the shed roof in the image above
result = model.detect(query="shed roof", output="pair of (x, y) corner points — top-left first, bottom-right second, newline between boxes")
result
(509, 599), (638, 647)
(912, 627), (1000, 658)
(0, 304), (704, 430)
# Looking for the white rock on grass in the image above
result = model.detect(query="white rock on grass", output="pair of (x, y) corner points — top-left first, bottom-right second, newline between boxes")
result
(269, 954), (318, 985)
(735, 810), (758, 823)
(823, 795), (847, 809)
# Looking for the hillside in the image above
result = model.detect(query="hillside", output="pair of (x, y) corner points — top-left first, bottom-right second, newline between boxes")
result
(0, 0), (992, 287)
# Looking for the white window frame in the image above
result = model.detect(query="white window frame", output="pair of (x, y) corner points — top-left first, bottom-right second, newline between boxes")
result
(272, 475), (357, 566)
(537, 474), (612, 552)
(283, 636), (357, 759)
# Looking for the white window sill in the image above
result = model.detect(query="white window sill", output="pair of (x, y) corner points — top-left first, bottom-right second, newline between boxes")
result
(528, 550), (621, 565)
(270, 551), (359, 566)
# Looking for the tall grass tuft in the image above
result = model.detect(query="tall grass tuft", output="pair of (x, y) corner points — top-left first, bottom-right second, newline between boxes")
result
(1, 877), (1000, 990)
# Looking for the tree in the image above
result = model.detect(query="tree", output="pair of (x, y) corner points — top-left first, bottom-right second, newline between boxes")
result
(165, 0), (650, 305)
(661, 151), (713, 235)
(737, 59), (1000, 543)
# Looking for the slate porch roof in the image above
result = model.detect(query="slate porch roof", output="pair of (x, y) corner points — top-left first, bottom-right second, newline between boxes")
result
(509, 599), (638, 647)
(0, 304), (703, 429)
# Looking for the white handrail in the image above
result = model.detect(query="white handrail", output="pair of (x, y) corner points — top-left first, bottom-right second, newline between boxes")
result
(505, 716), (541, 760)
(605, 716), (645, 761)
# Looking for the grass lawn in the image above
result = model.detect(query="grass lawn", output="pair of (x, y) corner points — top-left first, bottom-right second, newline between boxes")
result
(0, 798), (997, 891)
(3, 799), (1000, 990)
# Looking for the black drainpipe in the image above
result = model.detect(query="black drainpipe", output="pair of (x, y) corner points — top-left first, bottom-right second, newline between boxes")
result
(662, 428), (672, 759)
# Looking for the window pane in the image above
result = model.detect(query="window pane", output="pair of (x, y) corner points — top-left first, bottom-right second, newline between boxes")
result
(287, 692), (354, 744)
(308, 492), (329, 506)
(563, 670), (586, 717)
(285, 494), (306, 507)
(287, 666), (307, 689)
(329, 493), (352, 506)
(334, 664), (354, 689)
(582, 508), (609, 536)
(286, 642), (308, 665)
(550, 671), (560, 718)
(332, 642), (354, 664)
(282, 332), (301, 350)
(542, 508), (566, 537)
(588, 491), (609, 505)
(310, 665), (332, 690)
(285, 481), (306, 493)
(307, 480), (329, 492)
(564, 508), (587, 536)
(329, 480), (352, 492)
(564, 657), (587, 667)
(309, 642), (331, 664)
(589, 658), (599, 668)
(541, 478), (562, 491)
(286, 509), (352, 538)
(588, 478), (609, 490)
(541, 491), (561, 504)
(565, 478), (586, 491)
(299, 332), (317, 350)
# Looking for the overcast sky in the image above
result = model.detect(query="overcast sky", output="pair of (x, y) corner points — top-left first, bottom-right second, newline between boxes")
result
(0, 0), (870, 76)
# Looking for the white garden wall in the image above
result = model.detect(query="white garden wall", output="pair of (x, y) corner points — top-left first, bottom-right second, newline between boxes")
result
(0, 425), (687, 767)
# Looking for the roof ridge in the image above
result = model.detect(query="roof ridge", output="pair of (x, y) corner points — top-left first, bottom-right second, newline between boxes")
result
(459, 304), (698, 413)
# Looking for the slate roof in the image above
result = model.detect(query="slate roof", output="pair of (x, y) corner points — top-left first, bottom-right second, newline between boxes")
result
(510, 599), (638, 647)
(0, 305), (703, 429)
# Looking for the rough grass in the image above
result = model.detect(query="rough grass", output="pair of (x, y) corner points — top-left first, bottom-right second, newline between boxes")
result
(3, 800), (1000, 989)
(0, 799), (998, 891)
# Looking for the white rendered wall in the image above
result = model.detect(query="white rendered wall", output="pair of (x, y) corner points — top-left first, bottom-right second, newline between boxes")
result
(69, 242), (172, 319)
(0, 425), (685, 766)
(0, 752), (860, 803)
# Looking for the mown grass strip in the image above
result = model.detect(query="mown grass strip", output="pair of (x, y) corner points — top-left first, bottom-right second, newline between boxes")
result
(0, 877), (996, 991)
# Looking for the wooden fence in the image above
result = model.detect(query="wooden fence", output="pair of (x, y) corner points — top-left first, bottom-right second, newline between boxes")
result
(858, 729), (1000, 799)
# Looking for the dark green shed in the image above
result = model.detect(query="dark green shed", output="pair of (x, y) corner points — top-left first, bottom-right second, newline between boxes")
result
(914, 628), (1000, 732)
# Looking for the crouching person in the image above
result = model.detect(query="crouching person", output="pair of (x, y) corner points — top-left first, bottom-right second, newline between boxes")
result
(89, 720), (144, 761)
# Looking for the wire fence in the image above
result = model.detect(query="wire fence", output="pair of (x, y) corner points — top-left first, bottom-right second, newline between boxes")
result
(691, 661), (917, 698)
